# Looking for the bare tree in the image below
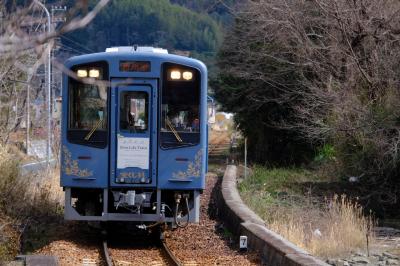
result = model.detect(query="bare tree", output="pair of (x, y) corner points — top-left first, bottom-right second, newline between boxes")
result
(0, 0), (109, 145)
(0, 1), (111, 260)
(215, 0), (400, 210)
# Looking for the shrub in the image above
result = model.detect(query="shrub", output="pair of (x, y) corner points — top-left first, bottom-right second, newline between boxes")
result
(0, 144), (21, 262)
(239, 166), (375, 258)
(215, 0), (400, 212)
(0, 144), (63, 262)
(0, 144), (22, 213)
(314, 144), (336, 163)
(268, 195), (374, 258)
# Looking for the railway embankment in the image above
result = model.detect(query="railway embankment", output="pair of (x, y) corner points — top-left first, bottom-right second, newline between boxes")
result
(218, 165), (329, 266)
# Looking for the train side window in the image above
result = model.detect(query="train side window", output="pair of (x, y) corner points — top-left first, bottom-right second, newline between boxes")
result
(120, 91), (148, 133)
(68, 82), (108, 148)
(67, 61), (109, 148)
(161, 63), (201, 149)
(69, 83), (108, 131)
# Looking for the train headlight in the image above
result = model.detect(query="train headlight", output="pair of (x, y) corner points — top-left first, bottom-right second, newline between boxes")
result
(77, 69), (87, 78)
(182, 71), (193, 80)
(170, 70), (181, 80)
(89, 69), (100, 78)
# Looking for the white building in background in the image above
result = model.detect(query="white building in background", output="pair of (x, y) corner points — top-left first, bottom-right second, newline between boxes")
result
(208, 104), (216, 124)
(211, 112), (234, 131)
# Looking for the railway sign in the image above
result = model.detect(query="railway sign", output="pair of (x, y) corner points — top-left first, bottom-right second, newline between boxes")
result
(240, 235), (248, 251)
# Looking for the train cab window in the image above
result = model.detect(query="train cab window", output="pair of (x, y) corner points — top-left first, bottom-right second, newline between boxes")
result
(67, 61), (109, 148)
(120, 91), (148, 133)
(161, 63), (201, 148)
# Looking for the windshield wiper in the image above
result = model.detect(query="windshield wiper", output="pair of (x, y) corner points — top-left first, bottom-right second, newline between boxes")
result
(84, 119), (103, 141)
(166, 117), (183, 143)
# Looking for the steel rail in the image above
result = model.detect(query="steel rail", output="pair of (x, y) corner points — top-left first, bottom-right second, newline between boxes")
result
(102, 231), (181, 266)
(161, 239), (182, 266)
(102, 240), (113, 266)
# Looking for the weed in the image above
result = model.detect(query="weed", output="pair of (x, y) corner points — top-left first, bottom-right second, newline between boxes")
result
(314, 144), (336, 162)
(0, 216), (19, 262)
(0, 144), (62, 262)
(239, 166), (375, 258)
(267, 195), (374, 258)
(239, 165), (321, 194)
(222, 227), (233, 239)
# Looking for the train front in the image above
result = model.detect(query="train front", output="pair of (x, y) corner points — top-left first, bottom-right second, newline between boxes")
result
(60, 47), (208, 227)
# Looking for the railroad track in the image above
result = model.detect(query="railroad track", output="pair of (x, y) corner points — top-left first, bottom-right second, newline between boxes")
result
(102, 235), (182, 266)
(161, 239), (182, 266)
(102, 240), (113, 266)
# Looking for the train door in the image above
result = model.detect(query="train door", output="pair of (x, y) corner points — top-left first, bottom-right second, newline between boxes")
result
(110, 82), (156, 187)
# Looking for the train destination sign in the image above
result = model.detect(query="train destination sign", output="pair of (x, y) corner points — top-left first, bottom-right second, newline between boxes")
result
(117, 137), (149, 169)
(120, 61), (151, 72)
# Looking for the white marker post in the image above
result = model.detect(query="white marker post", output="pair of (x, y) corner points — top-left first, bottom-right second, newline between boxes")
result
(240, 235), (248, 251)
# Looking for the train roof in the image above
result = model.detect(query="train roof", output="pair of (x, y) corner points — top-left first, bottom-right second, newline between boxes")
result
(105, 46), (168, 54)
(64, 46), (206, 71)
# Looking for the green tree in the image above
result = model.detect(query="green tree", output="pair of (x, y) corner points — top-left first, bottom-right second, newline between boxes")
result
(64, 0), (222, 54)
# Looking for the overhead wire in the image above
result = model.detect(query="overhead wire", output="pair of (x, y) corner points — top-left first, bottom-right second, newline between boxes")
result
(58, 43), (88, 55)
(60, 35), (96, 54)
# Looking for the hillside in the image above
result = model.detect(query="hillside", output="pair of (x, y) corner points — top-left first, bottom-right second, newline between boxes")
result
(63, 0), (223, 55)
(170, 0), (241, 26)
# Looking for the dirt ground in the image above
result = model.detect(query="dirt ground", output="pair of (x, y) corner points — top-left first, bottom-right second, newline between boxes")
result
(19, 172), (259, 265)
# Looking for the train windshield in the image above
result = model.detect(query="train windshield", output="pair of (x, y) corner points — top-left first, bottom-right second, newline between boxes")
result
(161, 64), (200, 148)
(119, 91), (148, 133)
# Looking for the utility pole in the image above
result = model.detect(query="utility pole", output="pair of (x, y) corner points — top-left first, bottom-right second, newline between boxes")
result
(26, 70), (33, 155)
(13, 76), (18, 126)
(34, 0), (51, 166)
(0, 10), (3, 33)
(50, 5), (67, 164)
(50, 6), (67, 104)
(51, 6), (67, 24)
(33, 2), (66, 166)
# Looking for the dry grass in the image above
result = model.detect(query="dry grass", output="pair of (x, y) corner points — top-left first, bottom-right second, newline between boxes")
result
(27, 167), (64, 214)
(0, 144), (62, 262)
(0, 216), (20, 262)
(267, 195), (374, 258)
(239, 166), (375, 259)
(0, 145), (20, 201)
(0, 145), (62, 217)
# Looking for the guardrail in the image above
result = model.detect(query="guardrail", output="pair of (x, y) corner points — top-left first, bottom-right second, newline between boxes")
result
(20, 159), (57, 175)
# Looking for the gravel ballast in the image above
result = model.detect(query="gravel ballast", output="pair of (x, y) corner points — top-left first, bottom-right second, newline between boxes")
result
(32, 172), (260, 265)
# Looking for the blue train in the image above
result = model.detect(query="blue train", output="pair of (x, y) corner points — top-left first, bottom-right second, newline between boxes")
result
(60, 47), (208, 227)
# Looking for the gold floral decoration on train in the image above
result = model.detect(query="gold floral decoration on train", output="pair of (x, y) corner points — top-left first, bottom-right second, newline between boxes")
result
(172, 149), (202, 179)
(62, 146), (93, 177)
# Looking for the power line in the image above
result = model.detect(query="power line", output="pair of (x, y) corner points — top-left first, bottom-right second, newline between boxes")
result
(60, 35), (96, 54)
(58, 43), (88, 55)
(61, 42), (92, 55)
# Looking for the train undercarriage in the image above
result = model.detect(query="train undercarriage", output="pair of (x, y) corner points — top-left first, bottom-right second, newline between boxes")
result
(64, 188), (200, 227)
